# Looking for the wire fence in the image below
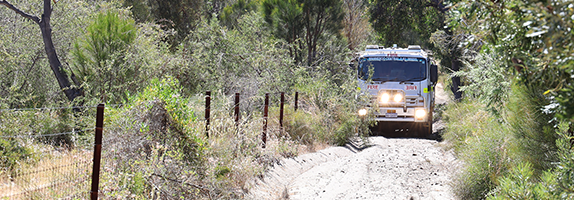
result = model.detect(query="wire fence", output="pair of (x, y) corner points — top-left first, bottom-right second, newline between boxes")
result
(0, 91), (300, 199)
(0, 104), (98, 199)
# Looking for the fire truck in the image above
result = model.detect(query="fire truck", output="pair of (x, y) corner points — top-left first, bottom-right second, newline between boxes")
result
(351, 45), (437, 137)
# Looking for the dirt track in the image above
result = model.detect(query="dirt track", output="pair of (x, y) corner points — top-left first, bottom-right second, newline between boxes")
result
(247, 83), (457, 200)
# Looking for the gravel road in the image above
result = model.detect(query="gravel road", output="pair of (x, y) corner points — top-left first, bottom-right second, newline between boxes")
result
(247, 83), (457, 200)
(247, 137), (458, 200)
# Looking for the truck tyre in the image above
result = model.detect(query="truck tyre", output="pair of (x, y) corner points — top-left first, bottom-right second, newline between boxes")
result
(424, 111), (433, 137)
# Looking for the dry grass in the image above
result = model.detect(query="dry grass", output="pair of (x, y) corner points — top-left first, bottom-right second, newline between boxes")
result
(0, 147), (92, 199)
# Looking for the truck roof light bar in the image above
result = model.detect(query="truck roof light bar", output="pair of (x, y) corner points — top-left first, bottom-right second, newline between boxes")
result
(408, 45), (421, 50)
(365, 45), (385, 51)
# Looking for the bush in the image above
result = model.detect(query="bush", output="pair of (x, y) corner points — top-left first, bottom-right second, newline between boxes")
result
(444, 99), (515, 199)
(488, 122), (574, 199)
(0, 138), (35, 171)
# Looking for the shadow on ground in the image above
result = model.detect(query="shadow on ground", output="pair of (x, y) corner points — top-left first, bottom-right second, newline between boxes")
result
(369, 123), (444, 142)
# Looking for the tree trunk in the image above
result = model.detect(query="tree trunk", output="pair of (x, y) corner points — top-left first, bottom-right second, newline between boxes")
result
(451, 57), (463, 100)
(1, 0), (83, 102)
(40, 0), (82, 102)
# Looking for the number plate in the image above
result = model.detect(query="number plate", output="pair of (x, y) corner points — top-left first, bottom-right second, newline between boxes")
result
(385, 113), (398, 118)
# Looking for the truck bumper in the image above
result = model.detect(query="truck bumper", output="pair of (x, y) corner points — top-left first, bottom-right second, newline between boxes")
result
(361, 107), (430, 122)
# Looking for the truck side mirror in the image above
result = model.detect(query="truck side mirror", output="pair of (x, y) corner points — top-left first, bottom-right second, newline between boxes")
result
(430, 64), (438, 83)
(349, 58), (358, 69)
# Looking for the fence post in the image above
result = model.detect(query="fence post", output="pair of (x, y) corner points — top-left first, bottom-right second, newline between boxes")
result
(90, 104), (104, 200)
(294, 92), (299, 111)
(280, 92), (284, 128)
(205, 91), (211, 137)
(262, 93), (269, 148)
(235, 93), (240, 127)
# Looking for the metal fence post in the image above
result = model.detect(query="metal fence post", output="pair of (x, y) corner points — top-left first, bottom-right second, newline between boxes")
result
(294, 92), (299, 111)
(205, 91), (211, 137)
(235, 93), (240, 127)
(280, 92), (284, 128)
(90, 104), (104, 200)
(262, 93), (269, 148)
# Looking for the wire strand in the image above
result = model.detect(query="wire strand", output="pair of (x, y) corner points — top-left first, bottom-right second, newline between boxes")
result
(0, 105), (99, 112)
(0, 128), (94, 138)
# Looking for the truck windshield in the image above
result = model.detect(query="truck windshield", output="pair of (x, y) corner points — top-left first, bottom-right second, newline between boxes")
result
(358, 57), (426, 82)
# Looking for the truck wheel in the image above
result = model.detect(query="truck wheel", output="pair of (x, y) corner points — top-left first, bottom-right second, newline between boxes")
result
(424, 112), (433, 137)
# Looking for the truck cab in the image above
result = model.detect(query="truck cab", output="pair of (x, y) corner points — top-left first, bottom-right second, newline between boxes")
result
(352, 45), (438, 137)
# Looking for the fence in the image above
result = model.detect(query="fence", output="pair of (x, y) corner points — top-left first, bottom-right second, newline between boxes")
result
(0, 105), (98, 199)
(0, 91), (299, 199)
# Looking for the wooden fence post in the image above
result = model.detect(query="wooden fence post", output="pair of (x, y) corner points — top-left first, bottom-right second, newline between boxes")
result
(294, 92), (299, 111)
(262, 93), (269, 148)
(205, 91), (211, 137)
(90, 104), (104, 200)
(280, 92), (284, 128)
(235, 93), (240, 127)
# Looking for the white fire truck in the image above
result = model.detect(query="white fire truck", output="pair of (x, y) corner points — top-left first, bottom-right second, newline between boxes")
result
(351, 45), (437, 137)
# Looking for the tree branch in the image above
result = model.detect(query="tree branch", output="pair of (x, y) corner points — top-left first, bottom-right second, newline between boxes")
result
(0, 0), (41, 24)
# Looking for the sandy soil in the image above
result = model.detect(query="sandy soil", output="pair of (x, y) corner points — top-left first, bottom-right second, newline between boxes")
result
(247, 83), (458, 200)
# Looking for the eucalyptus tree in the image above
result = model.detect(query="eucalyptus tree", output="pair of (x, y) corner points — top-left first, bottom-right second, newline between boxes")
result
(261, 0), (344, 65)
(342, 0), (372, 51)
(0, 0), (82, 102)
(445, 0), (574, 120)
(123, 0), (203, 49)
(369, 0), (447, 48)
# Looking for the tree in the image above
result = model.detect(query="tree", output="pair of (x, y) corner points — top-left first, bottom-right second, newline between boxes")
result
(0, 0), (82, 102)
(220, 0), (259, 29)
(446, 0), (574, 120)
(123, 0), (203, 49)
(71, 11), (137, 103)
(261, 0), (344, 65)
(342, 0), (372, 51)
(369, 0), (446, 48)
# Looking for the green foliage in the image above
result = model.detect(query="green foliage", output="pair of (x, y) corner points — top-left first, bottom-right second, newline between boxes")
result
(440, 0), (574, 197)
(0, 0), (108, 107)
(123, 0), (203, 49)
(182, 12), (293, 99)
(0, 138), (35, 171)
(261, 0), (344, 64)
(71, 10), (137, 103)
(454, 51), (510, 116)
(443, 99), (515, 199)
(2, 0), (366, 198)
(443, 84), (560, 199)
(220, 0), (259, 29)
(291, 72), (368, 146)
(369, 0), (445, 48)
(506, 83), (558, 173)
(131, 78), (204, 163)
(488, 122), (574, 199)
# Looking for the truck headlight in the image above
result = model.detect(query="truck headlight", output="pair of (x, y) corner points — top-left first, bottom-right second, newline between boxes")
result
(381, 93), (390, 103)
(358, 108), (368, 116)
(394, 94), (403, 102)
(415, 109), (426, 120)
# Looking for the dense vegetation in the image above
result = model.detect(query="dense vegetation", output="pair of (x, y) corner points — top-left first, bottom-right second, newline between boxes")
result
(1, 0), (573, 199)
(0, 0), (372, 198)
(437, 0), (574, 199)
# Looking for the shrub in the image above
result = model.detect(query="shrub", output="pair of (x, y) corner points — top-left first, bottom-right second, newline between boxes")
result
(0, 138), (35, 171)
(444, 99), (515, 199)
(71, 10), (139, 103)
